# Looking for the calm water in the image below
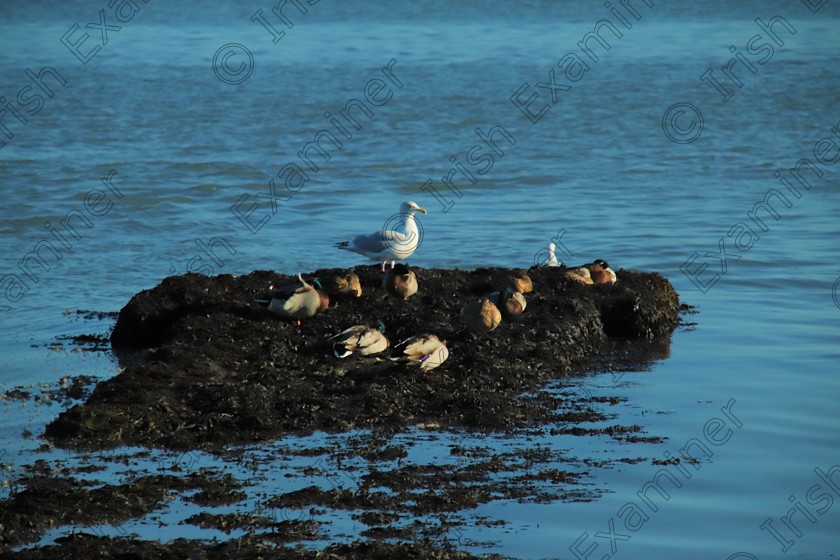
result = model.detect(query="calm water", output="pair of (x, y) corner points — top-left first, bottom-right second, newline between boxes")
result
(1, 0), (839, 558)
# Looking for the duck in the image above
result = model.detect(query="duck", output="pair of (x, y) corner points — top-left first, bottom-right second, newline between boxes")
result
(336, 200), (428, 271)
(256, 273), (329, 323)
(316, 290), (330, 312)
(490, 287), (526, 318)
(324, 272), (362, 299)
(491, 269), (533, 294)
(382, 263), (418, 301)
(584, 259), (617, 284)
(511, 270), (534, 294)
(390, 334), (449, 372)
(328, 324), (389, 358)
(461, 298), (502, 335)
(564, 266), (594, 285)
(511, 270), (533, 294)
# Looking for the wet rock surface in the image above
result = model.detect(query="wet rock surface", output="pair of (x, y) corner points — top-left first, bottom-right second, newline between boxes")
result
(3, 536), (513, 560)
(0, 469), (240, 549)
(45, 265), (680, 450)
(2, 265), (685, 558)
(0, 435), (610, 557)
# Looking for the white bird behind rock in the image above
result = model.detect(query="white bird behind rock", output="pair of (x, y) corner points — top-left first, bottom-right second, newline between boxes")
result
(336, 201), (427, 271)
(546, 242), (561, 267)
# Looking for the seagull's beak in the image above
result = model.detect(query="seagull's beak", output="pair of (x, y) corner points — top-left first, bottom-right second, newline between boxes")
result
(416, 205), (427, 214)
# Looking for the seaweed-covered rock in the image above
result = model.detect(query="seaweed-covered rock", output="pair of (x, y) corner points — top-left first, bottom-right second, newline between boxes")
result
(45, 265), (680, 450)
(3, 537), (514, 560)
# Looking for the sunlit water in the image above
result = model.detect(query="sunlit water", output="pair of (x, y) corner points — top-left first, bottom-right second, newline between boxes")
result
(1, 1), (839, 558)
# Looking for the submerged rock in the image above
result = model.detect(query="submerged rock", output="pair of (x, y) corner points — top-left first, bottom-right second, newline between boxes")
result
(45, 265), (681, 450)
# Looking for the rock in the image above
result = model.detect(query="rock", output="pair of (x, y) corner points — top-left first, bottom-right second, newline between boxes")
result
(45, 265), (681, 450)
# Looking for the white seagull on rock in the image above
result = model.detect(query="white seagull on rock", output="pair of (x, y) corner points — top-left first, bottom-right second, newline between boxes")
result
(546, 242), (561, 267)
(336, 200), (427, 271)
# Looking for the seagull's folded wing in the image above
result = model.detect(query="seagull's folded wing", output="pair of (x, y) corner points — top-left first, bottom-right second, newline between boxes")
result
(349, 230), (411, 253)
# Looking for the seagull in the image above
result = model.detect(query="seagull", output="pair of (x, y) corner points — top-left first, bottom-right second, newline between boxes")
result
(546, 242), (561, 267)
(336, 201), (427, 271)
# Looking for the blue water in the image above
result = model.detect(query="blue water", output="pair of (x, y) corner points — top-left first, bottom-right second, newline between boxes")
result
(1, 0), (839, 558)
